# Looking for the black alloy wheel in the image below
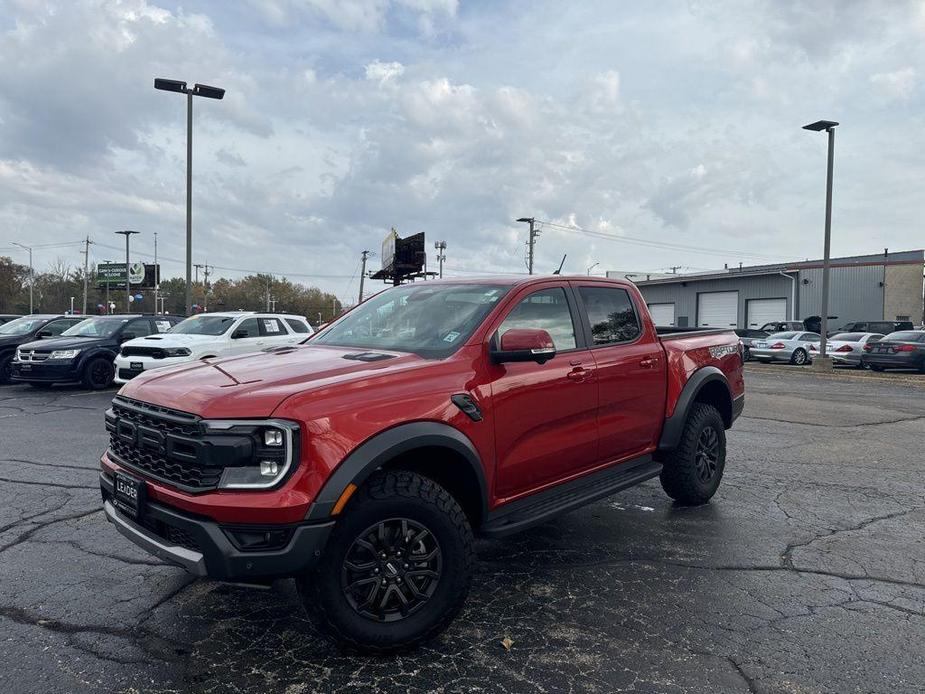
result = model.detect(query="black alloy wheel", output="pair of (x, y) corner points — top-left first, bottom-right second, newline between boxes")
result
(694, 426), (720, 483)
(341, 518), (443, 623)
(85, 358), (114, 390)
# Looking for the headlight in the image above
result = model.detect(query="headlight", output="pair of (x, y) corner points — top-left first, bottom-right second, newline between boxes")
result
(50, 349), (81, 359)
(205, 420), (299, 489)
(163, 348), (191, 357)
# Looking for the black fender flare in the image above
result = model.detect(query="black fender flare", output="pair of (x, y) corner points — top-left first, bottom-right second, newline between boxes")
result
(305, 421), (488, 521)
(658, 366), (733, 452)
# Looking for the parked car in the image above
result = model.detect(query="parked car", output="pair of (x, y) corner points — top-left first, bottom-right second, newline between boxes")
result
(861, 330), (925, 373)
(11, 314), (182, 389)
(0, 314), (86, 384)
(758, 321), (804, 333)
(826, 332), (884, 368)
(113, 312), (313, 384)
(750, 331), (821, 365)
(828, 320), (914, 337)
(101, 276), (745, 652)
(735, 329), (769, 361)
(0, 314), (21, 325)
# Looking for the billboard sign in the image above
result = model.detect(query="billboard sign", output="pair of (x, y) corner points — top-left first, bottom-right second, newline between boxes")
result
(381, 228), (398, 272)
(97, 263), (159, 289)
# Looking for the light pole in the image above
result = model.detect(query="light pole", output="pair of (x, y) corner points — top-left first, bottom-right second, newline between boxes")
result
(153, 231), (159, 314)
(70, 296), (75, 314)
(516, 217), (539, 274)
(11, 242), (33, 313)
(802, 119), (839, 360)
(102, 259), (112, 314)
(154, 78), (226, 316)
(587, 261), (599, 276)
(434, 241), (447, 278)
(115, 230), (140, 313)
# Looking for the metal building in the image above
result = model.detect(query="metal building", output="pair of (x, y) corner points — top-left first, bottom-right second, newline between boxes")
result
(624, 249), (924, 329)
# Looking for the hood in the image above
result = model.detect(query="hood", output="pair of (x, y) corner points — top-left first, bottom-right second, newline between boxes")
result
(0, 333), (35, 348)
(18, 335), (110, 352)
(118, 345), (428, 418)
(122, 333), (220, 348)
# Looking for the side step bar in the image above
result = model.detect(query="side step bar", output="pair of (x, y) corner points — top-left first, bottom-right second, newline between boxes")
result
(480, 457), (662, 538)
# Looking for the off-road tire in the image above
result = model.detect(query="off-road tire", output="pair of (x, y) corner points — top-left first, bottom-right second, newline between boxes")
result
(790, 348), (808, 366)
(83, 357), (114, 390)
(659, 403), (726, 505)
(298, 470), (475, 654)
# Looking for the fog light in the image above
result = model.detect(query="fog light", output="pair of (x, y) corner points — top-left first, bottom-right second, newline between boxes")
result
(264, 429), (284, 447)
(260, 461), (279, 477)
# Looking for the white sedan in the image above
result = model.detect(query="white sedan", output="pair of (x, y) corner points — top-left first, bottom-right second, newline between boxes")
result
(113, 312), (312, 384)
(827, 332), (884, 368)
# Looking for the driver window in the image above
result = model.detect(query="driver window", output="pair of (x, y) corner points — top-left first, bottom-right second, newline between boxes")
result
(497, 288), (576, 350)
(235, 318), (260, 338)
(43, 320), (73, 336)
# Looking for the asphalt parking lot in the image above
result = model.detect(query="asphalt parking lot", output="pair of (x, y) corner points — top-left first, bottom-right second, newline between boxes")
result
(1, 366), (923, 694)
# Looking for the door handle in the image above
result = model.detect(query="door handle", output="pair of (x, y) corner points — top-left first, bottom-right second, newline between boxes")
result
(639, 357), (659, 369)
(567, 367), (589, 381)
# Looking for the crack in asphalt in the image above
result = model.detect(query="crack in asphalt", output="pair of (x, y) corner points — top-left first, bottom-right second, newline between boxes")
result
(741, 413), (925, 428)
(0, 508), (101, 553)
(0, 457), (98, 472)
(0, 475), (96, 490)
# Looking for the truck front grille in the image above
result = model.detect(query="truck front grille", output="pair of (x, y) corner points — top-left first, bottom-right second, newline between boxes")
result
(106, 397), (224, 491)
(120, 346), (167, 359)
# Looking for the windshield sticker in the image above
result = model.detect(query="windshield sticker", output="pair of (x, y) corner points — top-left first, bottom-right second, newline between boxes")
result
(443, 331), (460, 343)
(262, 319), (276, 332)
(155, 321), (172, 332)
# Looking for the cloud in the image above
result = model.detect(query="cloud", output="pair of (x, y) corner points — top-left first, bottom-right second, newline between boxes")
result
(365, 60), (405, 84)
(870, 67), (916, 100)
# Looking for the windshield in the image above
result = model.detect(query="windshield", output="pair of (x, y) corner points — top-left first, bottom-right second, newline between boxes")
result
(0, 316), (47, 335)
(312, 283), (510, 358)
(883, 331), (925, 342)
(768, 332), (798, 340)
(61, 317), (129, 338)
(170, 315), (237, 336)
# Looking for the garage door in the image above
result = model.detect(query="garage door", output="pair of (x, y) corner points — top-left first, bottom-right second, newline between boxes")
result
(746, 298), (787, 329)
(647, 303), (675, 326)
(697, 291), (738, 328)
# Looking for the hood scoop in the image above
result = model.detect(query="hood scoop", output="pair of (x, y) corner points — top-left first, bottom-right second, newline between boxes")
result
(341, 351), (396, 362)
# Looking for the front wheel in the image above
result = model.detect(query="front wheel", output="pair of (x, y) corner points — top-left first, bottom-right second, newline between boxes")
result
(790, 348), (808, 365)
(659, 403), (726, 505)
(83, 357), (114, 390)
(298, 470), (474, 653)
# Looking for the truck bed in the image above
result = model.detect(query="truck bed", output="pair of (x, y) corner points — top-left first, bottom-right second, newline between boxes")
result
(655, 326), (735, 340)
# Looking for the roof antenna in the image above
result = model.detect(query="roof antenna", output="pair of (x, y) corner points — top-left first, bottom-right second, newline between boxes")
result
(553, 254), (567, 275)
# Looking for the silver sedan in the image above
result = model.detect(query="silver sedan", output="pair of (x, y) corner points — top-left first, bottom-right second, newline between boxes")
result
(827, 332), (884, 368)
(750, 331), (822, 365)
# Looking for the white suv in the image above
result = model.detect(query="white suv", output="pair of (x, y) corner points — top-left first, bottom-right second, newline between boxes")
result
(113, 312), (313, 384)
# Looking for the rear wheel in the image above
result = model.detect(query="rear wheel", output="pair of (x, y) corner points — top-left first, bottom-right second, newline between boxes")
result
(298, 470), (474, 653)
(659, 403), (726, 505)
(790, 348), (808, 365)
(83, 357), (114, 390)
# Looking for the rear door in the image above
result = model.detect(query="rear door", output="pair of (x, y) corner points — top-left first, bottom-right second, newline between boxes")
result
(258, 317), (294, 347)
(573, 283), (667, 463)
(488, 283), (599, 498)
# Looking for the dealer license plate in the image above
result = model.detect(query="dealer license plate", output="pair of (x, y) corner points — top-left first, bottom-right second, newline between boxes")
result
(113, 471), (146, 520)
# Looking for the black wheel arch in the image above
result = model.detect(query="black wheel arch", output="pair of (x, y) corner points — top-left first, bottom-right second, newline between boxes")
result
(658, 366), (739, 452)
(305, 422), (488, 527)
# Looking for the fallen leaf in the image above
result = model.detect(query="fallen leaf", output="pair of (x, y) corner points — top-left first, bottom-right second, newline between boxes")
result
(500, 636), (514, 651)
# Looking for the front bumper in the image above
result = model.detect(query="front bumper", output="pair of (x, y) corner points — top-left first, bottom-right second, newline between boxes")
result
(10, 359), (81, 383)
(100, 472), (334, 580)
(113, 354), (191, 384)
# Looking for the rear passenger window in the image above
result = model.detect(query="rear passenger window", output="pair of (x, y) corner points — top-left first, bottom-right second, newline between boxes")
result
(285, 318), (310, 334)
(579, 286), (641, 345)
(259, 318), (286, 336)
(498, 288), (577, 350)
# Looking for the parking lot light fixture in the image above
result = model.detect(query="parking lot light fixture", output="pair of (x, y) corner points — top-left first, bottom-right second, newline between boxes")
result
(154, 77), (226, 316)
(802, 119), (838, 359)
(115, 231), (140, 312)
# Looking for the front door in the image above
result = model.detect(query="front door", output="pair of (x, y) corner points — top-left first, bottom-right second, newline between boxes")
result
(488, 284), (599, 499)
(572, 283), (666, 462)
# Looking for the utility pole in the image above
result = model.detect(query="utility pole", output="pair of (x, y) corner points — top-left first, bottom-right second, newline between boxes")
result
(332, 296), (337, 320)
(153, 232), (159, 314)
(202, 263), (212, 311)
(266, 275), (272, 312)
(194, 263), (201, 285)
(669, 265), (682, 274)
(115, 230), (140, 313)
(434, 241), (446, 279)
(11, 243), (33, 313)
(516, 217), (539, 274)
(359, 250), (370, 303)
(81, 235), (91, 315)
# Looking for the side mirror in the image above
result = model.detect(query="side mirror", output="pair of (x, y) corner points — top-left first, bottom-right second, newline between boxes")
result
(36, 329), (53, 338)
(119, 332), (136, 343)
(491, 328), (556, 364)
(231, 329), (248, 339)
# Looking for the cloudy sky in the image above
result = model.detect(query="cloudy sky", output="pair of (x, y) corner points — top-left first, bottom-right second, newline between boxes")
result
(1, 0), (923, 303)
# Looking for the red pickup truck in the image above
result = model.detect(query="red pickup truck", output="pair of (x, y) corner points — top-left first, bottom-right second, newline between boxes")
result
(100, 276), (744, 652)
